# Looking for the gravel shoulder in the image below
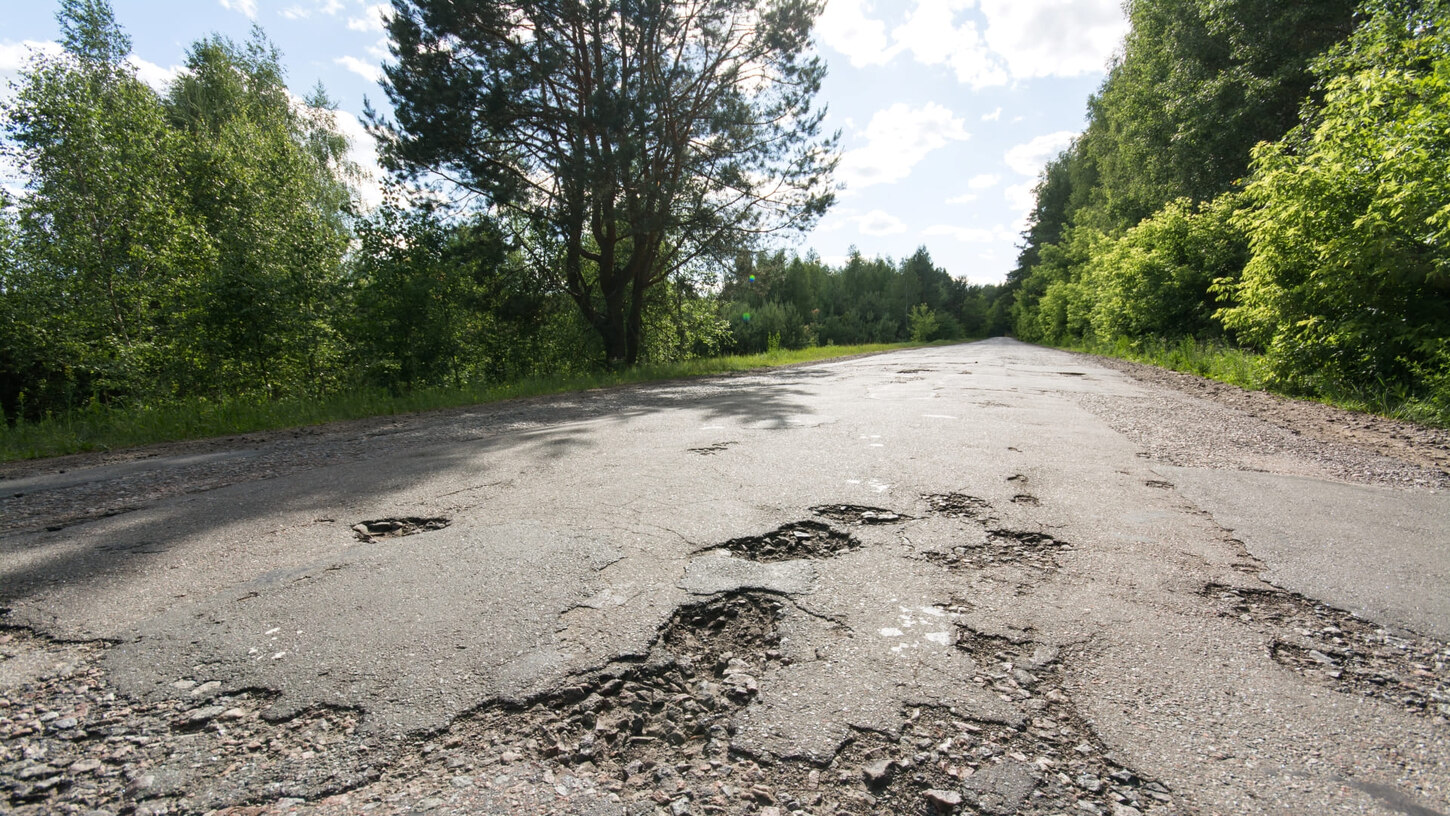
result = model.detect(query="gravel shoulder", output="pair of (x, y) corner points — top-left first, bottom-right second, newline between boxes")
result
(1071, 352), (1450, 490)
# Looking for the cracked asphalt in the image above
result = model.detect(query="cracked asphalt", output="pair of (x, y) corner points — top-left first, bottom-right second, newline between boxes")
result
(0, 338), (1446, 815)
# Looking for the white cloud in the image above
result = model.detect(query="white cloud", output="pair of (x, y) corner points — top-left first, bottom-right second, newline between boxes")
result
(945, 193), (977, 205)
(838, 102), (970, 189)
(815, 0), (1125, 88)
(981, 107), (1002, 122)
(219, 0), (258, 19)
(854, 209), (909, 236)
(330, 107), (384, 209)
(335, 55), (383, 84)
(1004, 130), (1076, 177)
(890, 0), (1007, 88)
(127, 56), (185, 92)
(0, 40), (62, 71)
(979, 0), (1127, 80)
(815, 0), (894, 67)
(347, 4), (391, 33)
(281, 6), (311, 19)
(967, 173), (1000, 190)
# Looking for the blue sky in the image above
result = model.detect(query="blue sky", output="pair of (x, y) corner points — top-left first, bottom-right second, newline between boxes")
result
(2, 0), (1127, 285)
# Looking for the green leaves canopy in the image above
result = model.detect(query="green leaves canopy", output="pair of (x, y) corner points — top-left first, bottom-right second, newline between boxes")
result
(375, 0), (838, 366)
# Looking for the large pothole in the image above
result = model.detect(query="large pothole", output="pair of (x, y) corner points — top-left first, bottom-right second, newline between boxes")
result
(717, 521), (860, 562)
(0, 628), (377, 814)
(946, 628), (1181, 815)
(1204, 584), (1449, 719)
(924, 530), (1072, 572)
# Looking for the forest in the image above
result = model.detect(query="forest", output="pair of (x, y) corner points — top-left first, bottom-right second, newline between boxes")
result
(0, 0), (1005, 436)
(1006, 0), (1450, 423)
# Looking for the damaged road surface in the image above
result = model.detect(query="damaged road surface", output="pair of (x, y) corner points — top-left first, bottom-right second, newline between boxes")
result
(1, 339), (1448, 815)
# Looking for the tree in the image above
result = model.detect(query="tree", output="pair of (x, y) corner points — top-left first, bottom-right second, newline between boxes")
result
(374, 0), (837, 366)
(1, 0), (204, 408)
(166, 32), (357, 396)
(1219, 0), (1450, 403)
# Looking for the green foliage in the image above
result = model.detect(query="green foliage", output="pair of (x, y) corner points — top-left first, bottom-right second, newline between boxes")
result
(720, 246), (1005, 354)
(167, 32), (356, 397)
(1085, 195), (1246, 340)
(1219, 0), (1450, 409)
(1, 4), (205, 413)
(908, 304), (939, 343)
(0, 1), (361, 421)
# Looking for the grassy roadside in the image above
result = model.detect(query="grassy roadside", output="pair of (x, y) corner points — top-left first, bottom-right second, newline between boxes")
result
(0, 342), (930, 462)
(1065, 336), (1449, 428)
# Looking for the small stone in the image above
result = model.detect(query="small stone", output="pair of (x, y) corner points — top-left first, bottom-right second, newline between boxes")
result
(500, 750), (521, 763)
(49, 717), (79, 731)
(1012, 669), (1038, 688)
(670, 797), (693, 816)
(174, 705), (227, 728)
(1074, 742), (1095, 755)
(451, 775), (474, 788)
(15, 763), (60, 780)
(417, 797), (444, 810)
(69, 758), (103, 774)
(1112, 805), (1143, 816)
(862, 759), (895, 786)
(190, 680), (222, 696)
(1077, 802), (1101, 814)
(925, 788), (963, 811)
(1077, 774), (1104, 793)
(171, 679), (197, 690)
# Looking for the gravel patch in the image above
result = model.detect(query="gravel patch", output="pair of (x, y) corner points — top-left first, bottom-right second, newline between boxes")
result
(1072, 354), (1449, 490)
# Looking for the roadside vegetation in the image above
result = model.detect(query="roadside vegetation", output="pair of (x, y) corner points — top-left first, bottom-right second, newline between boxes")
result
(1006, 0), (1450, 427)
(0, 1), (1008, 460)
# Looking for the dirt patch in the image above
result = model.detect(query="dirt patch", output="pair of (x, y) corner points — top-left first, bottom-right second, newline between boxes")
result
(949, 629), (1180, 815)
(351, 517), (450, 542)
(0, 629), (378, 814)
(718, 521), (859, 562)
(810, 504), (907, 525)
(1204, 584), (1449, 720)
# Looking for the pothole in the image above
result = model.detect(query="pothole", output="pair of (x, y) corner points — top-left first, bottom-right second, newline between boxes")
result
(1205, 584), (1449, 719)
(394, 593), (785, 788)
(0, 628), (375, 814)
(925, 530), (1072, 572)
(1011, 494), (1040, 506)
(351, 517), (450, 542)
(897, 368), (932, 374)
(811, 504), (908, 525)
(719, 521), (859, 562)
(922, 493), (996, 524)
(946, 628), (1181, 815)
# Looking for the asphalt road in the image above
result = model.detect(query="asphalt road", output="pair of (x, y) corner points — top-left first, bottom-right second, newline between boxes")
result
(1, 339), (1446, 815)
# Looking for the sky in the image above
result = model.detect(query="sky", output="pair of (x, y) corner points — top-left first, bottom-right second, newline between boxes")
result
(1, 0), (1129, 285)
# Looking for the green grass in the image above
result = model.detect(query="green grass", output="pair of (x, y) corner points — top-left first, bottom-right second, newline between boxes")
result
(0, 342), (925, 462)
